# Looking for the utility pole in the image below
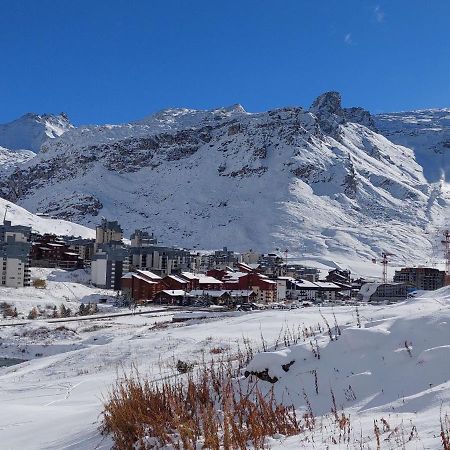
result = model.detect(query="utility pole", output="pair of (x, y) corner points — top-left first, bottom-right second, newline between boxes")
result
(442, 230), (450, 275)
(381, 252), (393, 284)
(284, 248), (288, 275)
(3, 204), (10, 224)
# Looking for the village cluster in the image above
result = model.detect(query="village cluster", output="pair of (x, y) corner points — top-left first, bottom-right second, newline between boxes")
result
(1, 218), (449, 310)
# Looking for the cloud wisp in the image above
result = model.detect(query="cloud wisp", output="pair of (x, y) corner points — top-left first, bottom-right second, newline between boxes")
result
(374, 5), (385, 23)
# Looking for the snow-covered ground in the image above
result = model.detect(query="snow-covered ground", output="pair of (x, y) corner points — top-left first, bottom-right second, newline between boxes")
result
(0, 268), (117, 320)
(0, 197), (95, 238)
(0, 286), (449, 449)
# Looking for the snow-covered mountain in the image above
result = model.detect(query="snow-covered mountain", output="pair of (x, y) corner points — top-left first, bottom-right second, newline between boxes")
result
(0, 197), (94, 239)
(376, 109), (450, 182)
(0, 93), (448, 269)
(0, 146), (35, 178)
(0, 112), (72, 153)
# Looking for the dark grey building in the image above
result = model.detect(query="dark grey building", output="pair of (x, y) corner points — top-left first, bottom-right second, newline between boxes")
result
(393, 267), (445, 291)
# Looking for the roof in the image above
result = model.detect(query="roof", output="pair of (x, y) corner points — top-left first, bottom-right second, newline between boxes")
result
(180, 272), (222, 284)
(198, 275), (222, 284)
(166, 274), (188, 284)
(137, 270), (162, 280)
(313, 281), (342, 289)
(133, 275), (158, 284)
(161, 290), (186, 296)
(289, 279), (318, 289)
(180, 271), (197, 280)
(189, 290), (228, 298)
(228, 290), (256, 297)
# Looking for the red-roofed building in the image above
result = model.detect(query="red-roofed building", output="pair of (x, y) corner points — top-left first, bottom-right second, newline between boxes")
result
(162, 274), (190, 291)
(223, 272), (277, 303)
(121, 270), (164, 303)
(180, 272), (223, 291)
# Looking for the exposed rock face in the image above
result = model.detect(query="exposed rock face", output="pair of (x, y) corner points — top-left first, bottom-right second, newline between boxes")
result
(309, 91), (346, 137)
(0, 93), (448, 269)
(309, 91), (377, 136)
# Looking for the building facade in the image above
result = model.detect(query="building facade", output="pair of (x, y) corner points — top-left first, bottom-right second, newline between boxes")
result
(91, 244), (129, 290)
(0, 221), (32, 288)
(393, 267), (445, 291)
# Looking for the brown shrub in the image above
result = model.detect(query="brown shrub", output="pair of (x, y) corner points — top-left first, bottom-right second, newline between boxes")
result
(102, 362), (302, 449)
(33, 279), (47, 289)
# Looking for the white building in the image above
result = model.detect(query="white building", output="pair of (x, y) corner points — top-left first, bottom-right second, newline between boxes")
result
(0, 221), (32, 288)
(91, 244), (129, 290)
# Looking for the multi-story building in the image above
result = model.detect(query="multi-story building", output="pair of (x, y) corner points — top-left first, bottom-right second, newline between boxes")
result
(393, 267), (446, 291)
(95, 219), (123, 246)
(223, 271), (277, 303)
(358, 282), (408, 303)
(129, 244), (191, 276)
(121, 270), (164, 303)
(130, 229), (157, 247)
(30, 234), (84, 269)
(91, 243), (129, 290)
(67, 237), (96, 264)
(0, 221), (32, 288)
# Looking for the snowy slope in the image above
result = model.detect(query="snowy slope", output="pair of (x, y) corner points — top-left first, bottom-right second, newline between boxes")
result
(0, 288), (449, 448)
(0, 197), (94, 238)
(0, 112), (72, 153)
(376, 108), (450, 182)
(0, 146), (35, 177)
(0, 93), (448, 269)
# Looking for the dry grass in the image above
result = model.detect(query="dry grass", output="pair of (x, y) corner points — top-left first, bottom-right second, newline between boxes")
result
(102, 362), (302, 449)
(102, 316), (431, 449)
(441, 412), (450, 450)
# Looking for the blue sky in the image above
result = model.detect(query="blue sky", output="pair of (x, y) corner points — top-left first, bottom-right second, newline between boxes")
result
(1, 0), (450, 125)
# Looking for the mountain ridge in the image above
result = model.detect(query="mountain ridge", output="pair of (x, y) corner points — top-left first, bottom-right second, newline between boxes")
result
(0, 92), (447, 271)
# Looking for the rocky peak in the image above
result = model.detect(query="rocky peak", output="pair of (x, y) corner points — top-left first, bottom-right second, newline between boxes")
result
(310, 91), (344, 117)
(343, 107), (377, 131)
(310, 92), (377, 135)
(309, 91), (345, 137)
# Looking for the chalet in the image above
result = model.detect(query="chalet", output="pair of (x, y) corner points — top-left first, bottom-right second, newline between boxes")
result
(188, 289), (257, 307)
(30, 234), (84, 270)
(155, 289), (187, 305)
(223, 272), (277, 303)
(180, 272), (223, 290)
(189, 289), (231, 305)
(206, 268), (228, 281)
(162, 274), (190, 291)
(121, 270), (164, 303)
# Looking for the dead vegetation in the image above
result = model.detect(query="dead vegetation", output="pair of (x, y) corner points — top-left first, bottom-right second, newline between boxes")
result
(101, 314), (435, 449)
(102, 362), (302, 450)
